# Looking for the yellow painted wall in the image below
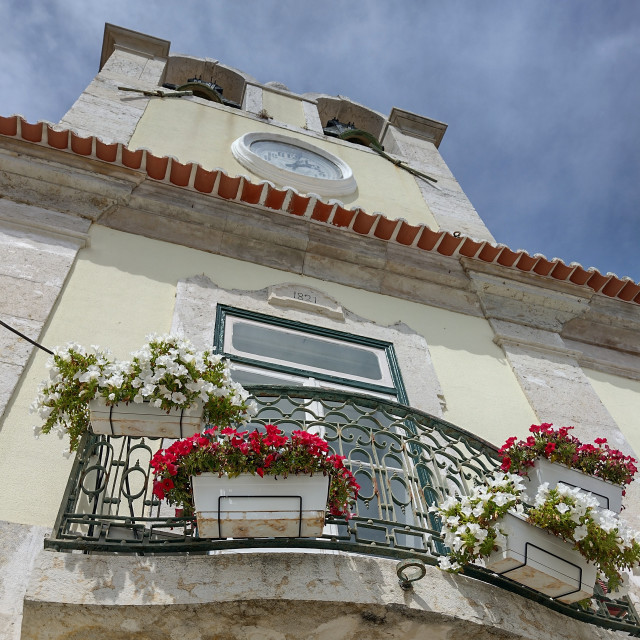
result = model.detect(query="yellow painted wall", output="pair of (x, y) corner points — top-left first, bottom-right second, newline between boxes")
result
(128, 99), (438, 229)
(262, 89), (306, 127)
(586, 369), (640, 457)
(0, 225), (534, 527)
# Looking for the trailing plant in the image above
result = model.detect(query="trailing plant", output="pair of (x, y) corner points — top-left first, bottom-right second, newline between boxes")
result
(31, 334), (255, 452)
(432, 474), (640, 595)
(430, 472), (525, 572)
(151, 424), (360, 518)
(498, 424), (637, 487)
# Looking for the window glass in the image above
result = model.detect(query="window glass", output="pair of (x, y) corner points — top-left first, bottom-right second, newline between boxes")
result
(224, 316), (392, 387)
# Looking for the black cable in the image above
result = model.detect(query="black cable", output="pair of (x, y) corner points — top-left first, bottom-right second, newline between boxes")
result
(0, 318), (53, 355)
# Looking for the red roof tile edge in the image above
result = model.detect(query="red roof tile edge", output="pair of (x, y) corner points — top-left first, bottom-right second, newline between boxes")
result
(1, 115), (638, 306)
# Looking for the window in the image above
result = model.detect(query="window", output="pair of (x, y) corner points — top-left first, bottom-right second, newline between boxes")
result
(214, 305), (407, 401)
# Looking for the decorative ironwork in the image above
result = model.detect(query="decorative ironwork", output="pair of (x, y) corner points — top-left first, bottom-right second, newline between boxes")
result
(45, 386), (640, 636)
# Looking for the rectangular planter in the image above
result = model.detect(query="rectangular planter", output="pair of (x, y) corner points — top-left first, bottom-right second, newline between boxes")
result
(487, 512), (596, 604)
(191, 472), (330, 538)
(89, 399), (203, 439)
(522, 458), (622, 513)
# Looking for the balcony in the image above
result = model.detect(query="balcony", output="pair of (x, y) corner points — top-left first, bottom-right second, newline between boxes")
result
(29, 387), (640, 638)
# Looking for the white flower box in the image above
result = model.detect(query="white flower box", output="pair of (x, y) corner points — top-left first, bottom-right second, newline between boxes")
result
(89, 400), (203, 438)
(486, 512), (596, 604)
(522, 458), (622, 513)
(191, 472), (330, 538)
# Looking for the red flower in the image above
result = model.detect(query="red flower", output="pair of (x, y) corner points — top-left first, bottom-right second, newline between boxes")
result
(500, 456), (512, 472)
(161, 478), (175, 491)
(166, 463), (178, 477)
(544, 442), (556, 456)
(153, 483), (165, 499)
(256, 468), (264, 478)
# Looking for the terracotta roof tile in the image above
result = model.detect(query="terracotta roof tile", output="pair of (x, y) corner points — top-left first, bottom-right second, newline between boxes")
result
(96, 139), (118, 162)
(477, 243), (502, 262)
(309, 199), (333, 223)
(352, 210), (377, 235)
(263, 184), (287, 210)
(70, 132), (93, 156)
(2, 115), (638, 306)
(514, 252), (538, 271)
(496, 247), (520, 267)
(436, 232), (464, 256)
(550, 261), (573, 281)
(20, 119), (43, 143)
(458, 237), (483, 258)
(46, 125), (68, 150)
(146, 153), (169, 180)
(331, 205), (355, 228)
(169, 159), (193, 187)
(217, 173), (241, 200)
(287, 192), (310, 217)
(373, 216), (399, 241)
(239, 179), (264, 205)
(568, 265), (591, 286)
(618, 280), (640, 302)
(532, 256), (555, 277)
(193, 166), (217, 193)
(416, 227), (441, 251)
(395, 221), (421, 246)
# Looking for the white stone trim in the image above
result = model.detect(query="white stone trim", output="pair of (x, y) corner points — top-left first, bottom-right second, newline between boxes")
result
(242, 83), (263, 114)
(171, 275), (444, 417)
(302, 100), (324, 134)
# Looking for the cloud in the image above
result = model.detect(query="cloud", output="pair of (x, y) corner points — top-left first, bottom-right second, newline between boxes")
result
(1, 0), (638, 279)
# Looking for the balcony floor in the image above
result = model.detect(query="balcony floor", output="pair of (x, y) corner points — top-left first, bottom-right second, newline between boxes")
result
(21, 549), (623, 640)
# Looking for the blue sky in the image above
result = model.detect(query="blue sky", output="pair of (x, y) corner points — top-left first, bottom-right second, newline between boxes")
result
(1, 1), (639, 282)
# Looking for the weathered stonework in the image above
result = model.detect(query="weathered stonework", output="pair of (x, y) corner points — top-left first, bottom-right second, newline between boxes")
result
(21, 550), (625, 640)
(0, 522), (50, 640)
(0, 202), (89, 423)
(381, 126), (495, 241)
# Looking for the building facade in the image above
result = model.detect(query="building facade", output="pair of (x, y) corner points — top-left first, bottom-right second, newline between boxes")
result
(1, 23), (640, 639)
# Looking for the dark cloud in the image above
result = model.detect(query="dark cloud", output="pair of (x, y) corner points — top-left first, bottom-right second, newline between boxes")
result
(1, 0), (638, 280)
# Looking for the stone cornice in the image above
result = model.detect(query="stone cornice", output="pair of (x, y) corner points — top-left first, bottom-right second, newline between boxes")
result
(1, 135), (639, 371)
(100, 23), (170, 70)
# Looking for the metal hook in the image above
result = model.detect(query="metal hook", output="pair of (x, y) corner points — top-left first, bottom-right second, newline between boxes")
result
(397, 558), (427, 590)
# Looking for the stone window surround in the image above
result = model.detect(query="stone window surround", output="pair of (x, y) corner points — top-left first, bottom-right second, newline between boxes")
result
(170, 275), (444, 418)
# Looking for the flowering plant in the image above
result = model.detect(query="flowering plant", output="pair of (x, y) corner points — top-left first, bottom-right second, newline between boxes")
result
(151, 424), (360, 518)
(498, 424), (637, 487)
(431, 473), (525, 572)
(433, 474), (640, 595)
(32, 335), (255, 452)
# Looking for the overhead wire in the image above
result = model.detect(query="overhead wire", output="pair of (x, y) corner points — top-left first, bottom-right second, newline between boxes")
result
(0, 319), (53, 355)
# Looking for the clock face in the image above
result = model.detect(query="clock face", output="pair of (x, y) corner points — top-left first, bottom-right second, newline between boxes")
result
(249, 140), (343, 180)
(231, 132), (357, 196)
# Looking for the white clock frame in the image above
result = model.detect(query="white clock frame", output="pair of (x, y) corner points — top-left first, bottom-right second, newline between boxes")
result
(231, 132), (357, 197)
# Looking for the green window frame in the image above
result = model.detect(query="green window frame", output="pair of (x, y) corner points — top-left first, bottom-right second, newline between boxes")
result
(213, 305), (408, 403)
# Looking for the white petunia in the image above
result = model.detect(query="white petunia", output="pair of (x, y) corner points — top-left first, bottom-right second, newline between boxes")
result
(573, 525), (589, 541)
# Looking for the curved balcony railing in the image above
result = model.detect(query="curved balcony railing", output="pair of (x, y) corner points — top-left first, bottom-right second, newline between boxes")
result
(45, 386), (640, 636)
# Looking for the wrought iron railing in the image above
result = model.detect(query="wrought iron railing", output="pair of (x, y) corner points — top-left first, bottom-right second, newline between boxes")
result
(45, 386), (640, 636)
